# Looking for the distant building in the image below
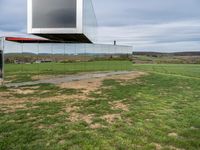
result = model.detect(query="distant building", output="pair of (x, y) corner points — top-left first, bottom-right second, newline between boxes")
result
(35, 60), (52, 63)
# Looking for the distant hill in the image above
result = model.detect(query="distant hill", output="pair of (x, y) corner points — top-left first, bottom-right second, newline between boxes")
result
(173, 52), (200, 56)
(133, 51), (200, 56)
(132, 52), (200, 64)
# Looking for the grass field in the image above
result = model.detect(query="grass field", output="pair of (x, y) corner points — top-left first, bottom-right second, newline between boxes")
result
(0, 63), (200, 149)
(132, 64), (200, 79)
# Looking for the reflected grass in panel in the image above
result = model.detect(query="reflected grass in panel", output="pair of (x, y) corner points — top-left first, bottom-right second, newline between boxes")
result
(5, 61), (133, 83)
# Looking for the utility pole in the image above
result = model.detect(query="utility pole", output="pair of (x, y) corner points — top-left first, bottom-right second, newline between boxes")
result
(114, 40), (117, 45)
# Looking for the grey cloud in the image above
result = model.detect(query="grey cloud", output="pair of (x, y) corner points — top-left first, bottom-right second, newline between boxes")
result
(97, 20), (200, 52)
(0, 0), (200, 52)
(0, 0), (26, 31)
(94, 0), (200, 26)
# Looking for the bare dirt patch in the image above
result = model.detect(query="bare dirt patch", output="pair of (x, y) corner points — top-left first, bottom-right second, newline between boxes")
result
(0, 97), (34, 105)
(0, 93), (86, 107)
(41, 94), (88, 102)
(59, 71), (146, 95)
(153, 143), (185, 150)
(168, 146), (185, 150)
(28, 86), (40, 90)
(58, 140), (65, 145)
(0, 92), (11, 98)
(110, 101), (129, 111)
(11, 89), (35, 95)
(69, 113), (94, 124)
(1, 104), (39, 114)
(37, 124), (54, 129)
(38, 125), (47, 129)
(32, 75), (55, 81)
(60, 78), (102, 95)
(101, 114), (122, 124)
(90, 123), (104, 129)
(153, 143), (162, 150)
(65, 106), (79, 113)
(1, 71), (145, 114)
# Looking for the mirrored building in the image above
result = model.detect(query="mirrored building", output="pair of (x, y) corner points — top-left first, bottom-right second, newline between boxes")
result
(28, 0), (97, 43)
(0, 0), (133, 83)
(0, 38), (4, 80)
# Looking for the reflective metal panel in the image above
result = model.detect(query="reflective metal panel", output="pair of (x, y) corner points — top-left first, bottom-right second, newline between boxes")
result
(28, 0), (97, 43)
(83, 0), (97, 43)
(0, 50), (2, 79)
(0, 38), (3, 79)
(32, 0), (76, 28)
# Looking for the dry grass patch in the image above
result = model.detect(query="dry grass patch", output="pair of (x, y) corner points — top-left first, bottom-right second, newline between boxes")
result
(0, 71), (146, 115)
(90, 123), (104, 129)
(0, 71), (146, 106)
(64, 106), (79, 113)
(69, 113), (94, 124)
(190, 126), (198, 130)
(0, 91), (85, 114)
(41, 94), (88, 102)
(58, 140), (65, 145)
(0, 92), (11, 98)
(59, 78), (102, 95)
(110, 101), (129, 111)
(37, 124), (54, 129)
(0, 103), (26, 113)
(153, 143), (162, 150)
(0, 97), (33, 105)
(168, 132), (178, 138)
(59, 71), (146, 96)
(31, 75), (55, 81)
(152, 143), (185, 150)
(11, 88), (35, 95)
(101, 114), (122, 124)
(1, 103), (39, 114)
(168, 146), (185, 150)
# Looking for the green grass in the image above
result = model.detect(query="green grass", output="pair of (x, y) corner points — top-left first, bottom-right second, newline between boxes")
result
(0, 64), (200, 149)
(132, 64), (200, 79)
(0, 86), (7, 92)
(5, 61), (133, 83)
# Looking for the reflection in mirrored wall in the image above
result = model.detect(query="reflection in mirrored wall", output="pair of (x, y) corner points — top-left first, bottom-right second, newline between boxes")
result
(3, 41), (133, 83)
(0, 50), (3, 79)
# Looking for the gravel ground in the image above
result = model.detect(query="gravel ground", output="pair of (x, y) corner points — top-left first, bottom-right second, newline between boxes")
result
(5, 71), (134, 88)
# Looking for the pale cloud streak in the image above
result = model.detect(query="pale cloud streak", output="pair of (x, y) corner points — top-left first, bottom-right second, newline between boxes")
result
(97, 20), (200, 52)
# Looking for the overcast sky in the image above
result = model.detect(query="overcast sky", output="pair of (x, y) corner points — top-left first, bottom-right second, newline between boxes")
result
(0, 0), (200, 52)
